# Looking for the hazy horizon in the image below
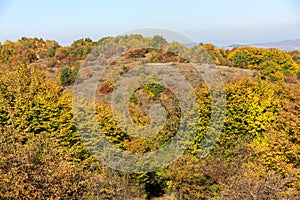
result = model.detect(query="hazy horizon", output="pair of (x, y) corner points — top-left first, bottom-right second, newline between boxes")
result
(0, 0), (299, 46)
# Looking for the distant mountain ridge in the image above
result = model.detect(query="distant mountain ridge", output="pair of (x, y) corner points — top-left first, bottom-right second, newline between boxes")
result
(226, 39), (300, 51)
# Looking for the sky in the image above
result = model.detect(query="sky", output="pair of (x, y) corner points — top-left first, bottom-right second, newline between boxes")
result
(0, 0), (299, 46)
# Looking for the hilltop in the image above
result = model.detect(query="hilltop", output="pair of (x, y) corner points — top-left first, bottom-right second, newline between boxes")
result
(0, 35), (299, 199)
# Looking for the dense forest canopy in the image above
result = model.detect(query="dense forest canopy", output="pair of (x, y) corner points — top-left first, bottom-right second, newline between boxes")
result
(0, 35), (299, 199)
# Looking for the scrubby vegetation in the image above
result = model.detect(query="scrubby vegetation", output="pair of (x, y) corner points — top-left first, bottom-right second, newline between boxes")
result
(0, 35), (299, 199)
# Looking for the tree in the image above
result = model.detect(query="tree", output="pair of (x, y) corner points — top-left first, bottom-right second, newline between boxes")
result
(150, 35), (168, 48)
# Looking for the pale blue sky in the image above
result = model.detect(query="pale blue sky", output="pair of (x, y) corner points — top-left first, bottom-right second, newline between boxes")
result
(0, 0), (299, 46)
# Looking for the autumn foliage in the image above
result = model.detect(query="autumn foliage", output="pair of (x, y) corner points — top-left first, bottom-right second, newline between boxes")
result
(0, 35), (299, 199)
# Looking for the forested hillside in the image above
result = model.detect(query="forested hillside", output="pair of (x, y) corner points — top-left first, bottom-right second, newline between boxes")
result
(0, 36), (299, 199)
